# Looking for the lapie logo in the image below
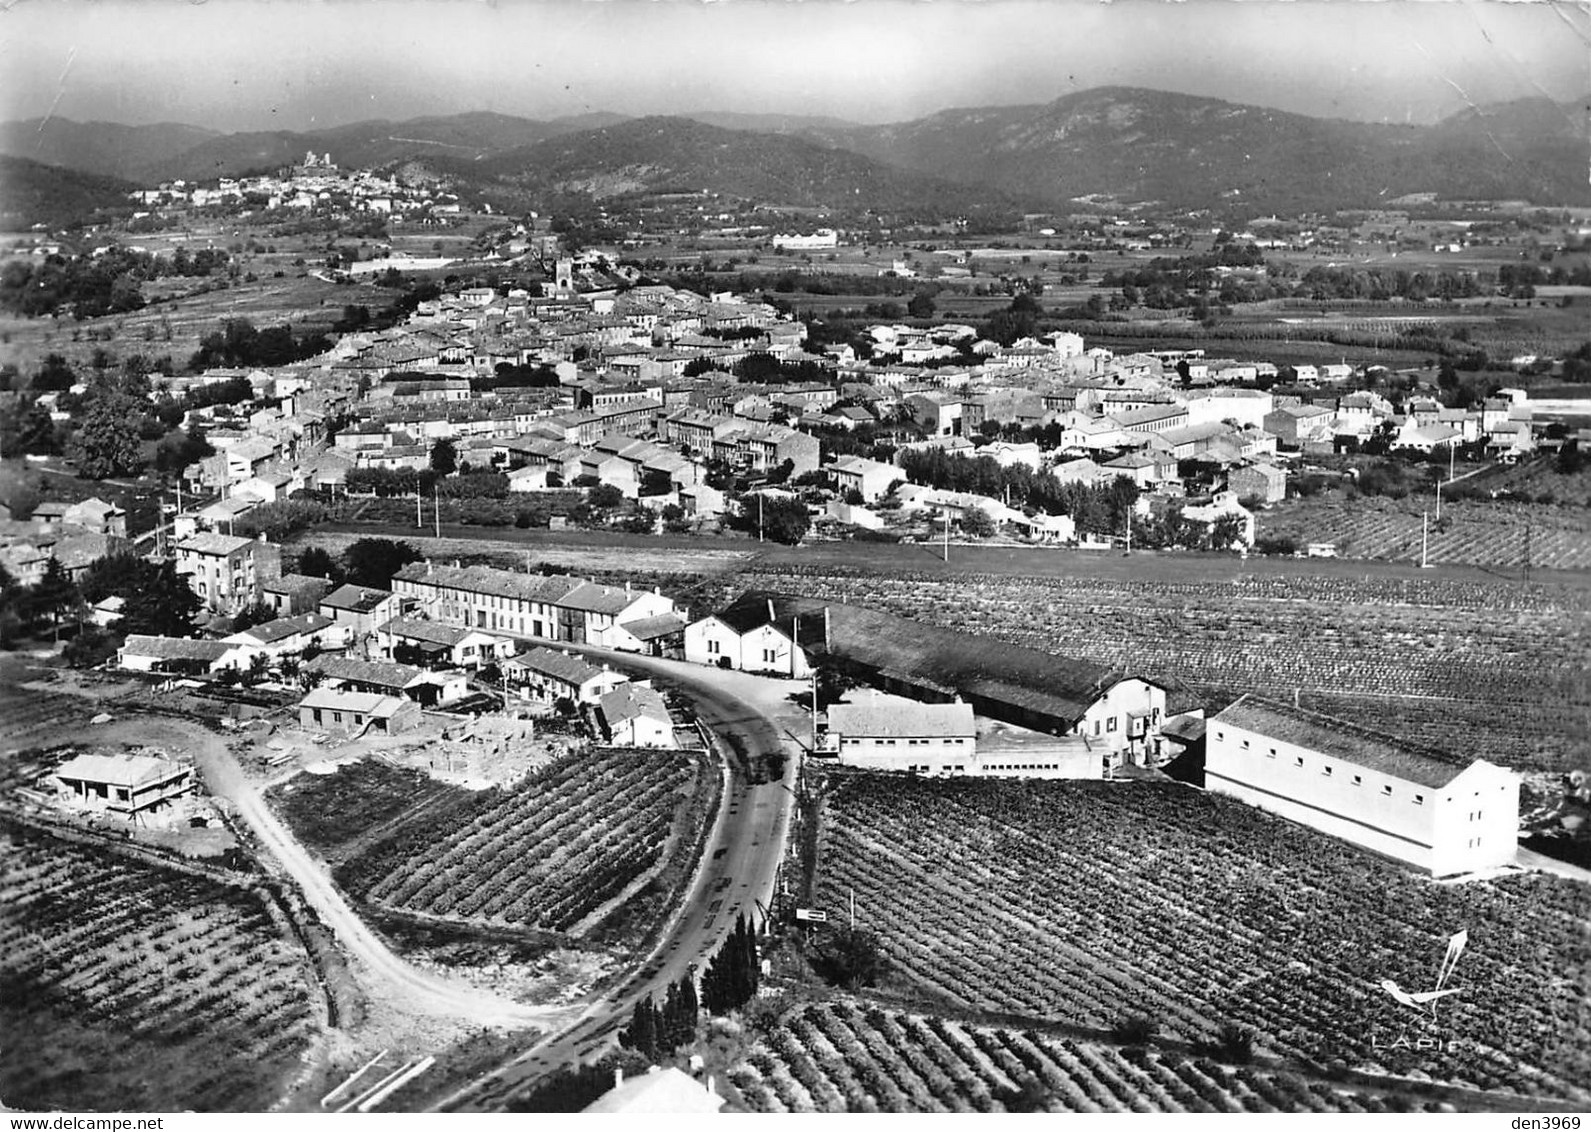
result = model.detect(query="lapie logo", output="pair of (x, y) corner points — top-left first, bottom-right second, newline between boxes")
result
(1379, 929), (1467, 1017)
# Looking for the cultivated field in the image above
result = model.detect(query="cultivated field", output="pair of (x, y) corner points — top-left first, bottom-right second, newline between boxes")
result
(807, 775), (1591, 1104)
(331, 747), (705, 934)
(746, 566), (1591, 776)
(268, 759), (465, 865)
(729, 1001), (1455, 1113)
(0, 819), (322, 1112)
(1257, 498), (1591, 572)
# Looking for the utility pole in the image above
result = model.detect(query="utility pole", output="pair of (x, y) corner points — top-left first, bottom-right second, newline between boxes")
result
(433, 482), (441, 539)
(758, 494), (764, 543)
(809, 667), (819, 754)
(1435, 478), (1443, 523)
(1420, 509), (1430, 568)
(943, 508), (950, 563)
(415, 488), (422, 529)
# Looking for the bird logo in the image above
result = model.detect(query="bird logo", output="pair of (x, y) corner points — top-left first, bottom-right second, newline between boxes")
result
(1380, 929), (1467, 1016)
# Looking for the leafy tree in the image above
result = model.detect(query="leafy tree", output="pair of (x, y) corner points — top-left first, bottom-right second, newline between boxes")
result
(812, 923), (887, 991)
(295, 546), (345, 584)
(67, 393), (146, 479)
(733, 494), (809, 544)
(587, 483), (625, 511)
(12, 404), (61, 456)
(639, 467), (674, 497)
(343, 538), (420, 590)
(429, 438), (458, 476)
(33, 353), (77, 392)
(229, 601), (276, 633)
(63, 625), (119, 668)
(82, 554), (200, 637)
(907, 291), (936, 319)
(960, 505), (996, 537)
(26, 558), (81, 640)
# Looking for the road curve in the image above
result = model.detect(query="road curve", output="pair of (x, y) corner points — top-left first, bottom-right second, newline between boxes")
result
(434, 649), (804, 1111)
(195, 739), (570, 1028)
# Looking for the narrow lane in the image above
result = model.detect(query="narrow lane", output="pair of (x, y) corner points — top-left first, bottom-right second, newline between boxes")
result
(434, 651), (803, 1111)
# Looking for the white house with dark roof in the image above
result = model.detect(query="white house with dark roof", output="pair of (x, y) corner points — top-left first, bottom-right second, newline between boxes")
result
(504, 646), (629, 705)
(377, 617), (510, 669)
(118, 634), (263, 675)
(685, 594), (825, 678)
(297, 687), (421, 735)
(320, 584), (405, 637)
(597, 682), (676, 748)
(225, 612), (349, 657)
(1207, 694), (1518, 876)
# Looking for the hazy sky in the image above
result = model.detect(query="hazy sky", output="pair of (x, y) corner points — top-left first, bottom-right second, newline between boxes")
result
(2, 0), (1587, 132)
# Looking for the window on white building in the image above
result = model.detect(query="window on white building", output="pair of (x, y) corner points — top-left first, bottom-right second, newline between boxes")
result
(1413, 794), (1424, 805)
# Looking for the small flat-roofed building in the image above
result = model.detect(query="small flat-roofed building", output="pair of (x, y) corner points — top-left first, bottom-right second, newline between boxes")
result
(827, 694), (977, 773)
(53, 753), (193, 819)
(297, 686), (421, 735)
(1207, 695), (1518, 876)
(597, 682), (676, 748)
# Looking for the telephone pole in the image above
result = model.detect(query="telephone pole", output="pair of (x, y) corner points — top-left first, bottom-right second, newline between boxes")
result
(433, 482), (441, 539)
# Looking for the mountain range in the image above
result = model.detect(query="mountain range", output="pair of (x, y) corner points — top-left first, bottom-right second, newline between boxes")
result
(3, 86), (1586, 227)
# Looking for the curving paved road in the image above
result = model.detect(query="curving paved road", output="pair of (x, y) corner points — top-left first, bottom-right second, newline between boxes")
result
(192, 733), (571, 1028)
(433, 650), (805, 1112)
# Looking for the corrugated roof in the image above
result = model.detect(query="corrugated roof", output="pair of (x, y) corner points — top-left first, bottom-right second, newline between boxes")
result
(234, 612), (334, 644)
(1211, 694), (1469, 788)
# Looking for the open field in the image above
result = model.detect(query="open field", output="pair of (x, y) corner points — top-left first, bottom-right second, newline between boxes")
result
(807, 774), (1591, 1103)
(333, 747), (705, 935)
(1257, 497), (1591, 573)
(744, 565), (1591, 776)
(0, 818), (322, 1112)
(729, 1000), (1461, 1113)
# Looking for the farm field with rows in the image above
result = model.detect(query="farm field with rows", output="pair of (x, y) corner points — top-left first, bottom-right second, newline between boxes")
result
(1256, 498), (1591, 571)
(729, 1001), (1455, 1113)
(746, 567), (1591, 775)
(809, 775), (1591, 1105)
(268, 759), (466, 865)
(0, 819), (321, 1112)
(333, 747), (705, 935)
